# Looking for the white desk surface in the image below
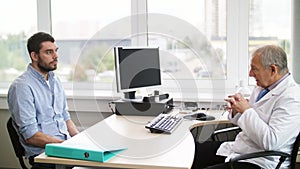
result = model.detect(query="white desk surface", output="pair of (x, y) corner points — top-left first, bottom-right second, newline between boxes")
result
(35, 110), (229, 169)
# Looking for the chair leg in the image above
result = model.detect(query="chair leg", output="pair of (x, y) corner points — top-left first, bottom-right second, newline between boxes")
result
(18, 157), (28, 169)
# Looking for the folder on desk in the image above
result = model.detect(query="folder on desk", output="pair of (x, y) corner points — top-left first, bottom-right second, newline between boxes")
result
(45, 143), (126, 162)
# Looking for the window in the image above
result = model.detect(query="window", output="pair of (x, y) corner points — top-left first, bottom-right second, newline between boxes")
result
(248, 0), (291, 85)
(0, 0), (294, 101)
(146, 0), (228, 100)
(0, 0), (37, 86)
(51, 0), (130, 89)
(148, 0), (227, 81)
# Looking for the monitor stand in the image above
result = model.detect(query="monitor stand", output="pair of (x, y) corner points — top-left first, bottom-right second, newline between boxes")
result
(123, 91), (142, 100)
(114, 97), (174, 116)
(124, 91), (136, 99)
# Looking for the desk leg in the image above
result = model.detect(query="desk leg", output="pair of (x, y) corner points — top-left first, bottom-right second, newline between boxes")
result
(55, 164), (66, 169)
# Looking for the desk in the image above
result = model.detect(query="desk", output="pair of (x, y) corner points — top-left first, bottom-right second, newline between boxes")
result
(35, 110), (229, 169)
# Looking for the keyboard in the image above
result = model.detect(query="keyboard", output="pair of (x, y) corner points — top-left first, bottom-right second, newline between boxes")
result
(145, 114), (183, 134)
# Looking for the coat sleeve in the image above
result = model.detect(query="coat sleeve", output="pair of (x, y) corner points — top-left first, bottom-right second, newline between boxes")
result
(237, 87), (300, 150)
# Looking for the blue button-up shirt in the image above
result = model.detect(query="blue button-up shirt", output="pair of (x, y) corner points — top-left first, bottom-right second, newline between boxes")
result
(7, 64), (71, 157)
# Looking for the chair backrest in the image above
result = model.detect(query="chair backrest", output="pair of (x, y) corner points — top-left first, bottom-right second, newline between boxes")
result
(6, 117), (28, 169)
(290, 131), (300, 169)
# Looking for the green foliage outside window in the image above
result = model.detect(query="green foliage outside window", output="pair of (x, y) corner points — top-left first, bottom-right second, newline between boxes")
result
(0, 33), (28, 82)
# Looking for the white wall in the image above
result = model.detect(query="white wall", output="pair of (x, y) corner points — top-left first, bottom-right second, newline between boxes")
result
(293, 0), (300, 83)
(0, 109), (19, 168)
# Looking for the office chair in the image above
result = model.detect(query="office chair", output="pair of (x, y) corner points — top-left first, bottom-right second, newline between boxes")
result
(7, 117), (28, 169)
(211, 126), (300, 169)
(210, 126), (241, 142)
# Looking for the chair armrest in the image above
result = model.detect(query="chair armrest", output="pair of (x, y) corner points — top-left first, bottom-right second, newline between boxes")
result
(229, 150), (290, 169)
(213, 126), (241, 135)
(230, 150), (290, 162)
(211, 126), (241, 141)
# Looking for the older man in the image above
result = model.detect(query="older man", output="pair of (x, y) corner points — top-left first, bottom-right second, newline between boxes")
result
(192, 45), (300, 169)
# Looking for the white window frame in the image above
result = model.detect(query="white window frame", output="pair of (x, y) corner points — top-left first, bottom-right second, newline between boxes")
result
(36, 0), (251, 101)
(1, 0), (296, 112)
(131, 0), (251, 101)
(37, 0), (52, 33)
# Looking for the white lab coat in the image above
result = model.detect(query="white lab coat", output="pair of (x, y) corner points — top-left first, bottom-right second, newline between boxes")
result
(217, 75), (300, 169)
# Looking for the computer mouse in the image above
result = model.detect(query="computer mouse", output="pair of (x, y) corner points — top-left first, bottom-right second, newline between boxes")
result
(184, 112), (215, 121)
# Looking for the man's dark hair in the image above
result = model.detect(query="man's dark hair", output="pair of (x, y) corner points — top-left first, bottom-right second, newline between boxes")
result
(27, 32), (55, 55)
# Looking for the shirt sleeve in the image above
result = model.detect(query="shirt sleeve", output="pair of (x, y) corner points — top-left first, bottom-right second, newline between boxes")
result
(8, 82), (39, 139)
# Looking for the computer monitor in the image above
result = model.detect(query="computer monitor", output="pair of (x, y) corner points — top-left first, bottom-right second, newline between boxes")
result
(114, 46), (161, 99)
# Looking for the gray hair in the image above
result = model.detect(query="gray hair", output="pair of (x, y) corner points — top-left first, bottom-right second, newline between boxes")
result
(252, 45), (289, 75)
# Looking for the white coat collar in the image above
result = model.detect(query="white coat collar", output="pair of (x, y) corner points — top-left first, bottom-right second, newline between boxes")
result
(255, 75), (296, 103)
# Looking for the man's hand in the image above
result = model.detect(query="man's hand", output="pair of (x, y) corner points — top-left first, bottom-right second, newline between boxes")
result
(66, 119), (79, 137)
(25, 132), (64, 148)
(225, 93), (251, 115)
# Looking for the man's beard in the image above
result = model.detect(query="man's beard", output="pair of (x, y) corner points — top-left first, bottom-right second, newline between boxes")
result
(37, 61), (57, 72)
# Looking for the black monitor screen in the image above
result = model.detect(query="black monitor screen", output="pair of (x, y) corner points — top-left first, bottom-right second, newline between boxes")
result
(114, 46), (161, 93)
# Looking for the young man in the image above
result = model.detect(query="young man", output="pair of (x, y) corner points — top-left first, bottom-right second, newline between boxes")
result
(192, 45), (300, 169)
(7, 32), (79, 168)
